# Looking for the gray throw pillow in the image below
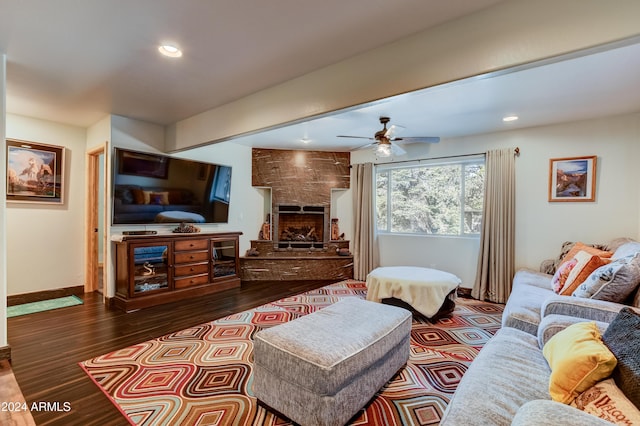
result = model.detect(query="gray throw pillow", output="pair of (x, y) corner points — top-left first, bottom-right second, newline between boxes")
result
(572, 252), (640, 302)
(613, 241), (640, 261)
(602, 307), (640, 409)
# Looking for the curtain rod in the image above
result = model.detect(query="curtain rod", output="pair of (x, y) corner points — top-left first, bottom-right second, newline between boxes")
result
(371, 147), (520, 167)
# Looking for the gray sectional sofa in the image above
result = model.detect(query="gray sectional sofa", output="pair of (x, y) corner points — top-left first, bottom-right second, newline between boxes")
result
(441, 239), (640, 425)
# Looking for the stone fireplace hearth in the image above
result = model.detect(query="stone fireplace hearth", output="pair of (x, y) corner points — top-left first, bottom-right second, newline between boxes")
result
(241, 148), (352, 281)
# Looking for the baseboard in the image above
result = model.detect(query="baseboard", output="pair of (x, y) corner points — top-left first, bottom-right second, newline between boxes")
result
(0, 345), (11, 362)
(7, 285), (85, 307)
(457, 287), (473, 298)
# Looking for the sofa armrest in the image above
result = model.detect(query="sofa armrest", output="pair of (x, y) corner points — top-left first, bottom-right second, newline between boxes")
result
(512, 400), (613, 426)
(537, 314), (609, 348)
(541, 295), (626, 323)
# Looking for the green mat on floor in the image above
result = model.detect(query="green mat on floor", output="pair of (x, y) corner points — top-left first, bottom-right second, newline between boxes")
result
(8, 295), (83, 318)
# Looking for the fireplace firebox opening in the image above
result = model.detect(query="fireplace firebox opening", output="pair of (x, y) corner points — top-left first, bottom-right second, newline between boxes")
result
(274, 205), (329, 249)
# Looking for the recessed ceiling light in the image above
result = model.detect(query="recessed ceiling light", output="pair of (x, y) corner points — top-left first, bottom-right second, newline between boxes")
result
(503, 115), (519, 122)
(158, 44), (183, 58)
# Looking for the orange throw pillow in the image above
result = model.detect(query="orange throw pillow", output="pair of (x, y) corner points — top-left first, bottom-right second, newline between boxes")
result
(560, 242), (612, 267)
(559, 251), (611, 296)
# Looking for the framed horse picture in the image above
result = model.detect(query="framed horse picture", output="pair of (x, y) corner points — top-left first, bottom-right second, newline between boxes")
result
(6, 139), (65, 204)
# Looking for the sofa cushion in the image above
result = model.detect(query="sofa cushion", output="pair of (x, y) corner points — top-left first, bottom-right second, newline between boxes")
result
(602, 307), (640, 409)
(502, 269), (555, 335)
(440, 327), (551, 426)
(573, 252), (640, 302)
(571, 378), (640, 425)
(559, 251), (611, 296)
(543, 321), (617, 404)
(513, 400), (618, 426)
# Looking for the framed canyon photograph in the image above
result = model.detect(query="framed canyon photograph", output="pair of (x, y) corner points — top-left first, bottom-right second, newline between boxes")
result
(6, 139), (65, 204)
(548, 155), (597, 202)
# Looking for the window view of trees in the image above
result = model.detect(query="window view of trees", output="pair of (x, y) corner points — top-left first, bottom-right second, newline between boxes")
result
(376, 160), (485, 236)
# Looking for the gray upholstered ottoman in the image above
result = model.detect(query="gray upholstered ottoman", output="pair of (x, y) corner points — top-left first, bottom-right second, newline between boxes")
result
(253, 297), (412, 426)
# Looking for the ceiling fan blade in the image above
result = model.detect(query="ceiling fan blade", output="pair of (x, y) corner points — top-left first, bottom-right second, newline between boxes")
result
(390, 143), (407, 156)
(337, 135), (374, 140)
(393, 136), (440, 143)
(354, 142), (377, 150)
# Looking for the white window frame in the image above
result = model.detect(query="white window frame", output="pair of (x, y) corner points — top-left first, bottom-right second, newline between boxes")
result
(375, 156), (485, 237)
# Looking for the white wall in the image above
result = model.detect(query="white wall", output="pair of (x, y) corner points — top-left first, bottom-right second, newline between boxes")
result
(351, 113), (640, 288)
(6, 114), (87, 295)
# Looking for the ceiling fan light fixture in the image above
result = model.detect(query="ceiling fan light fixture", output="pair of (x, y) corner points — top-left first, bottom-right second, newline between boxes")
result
(375, 143), (392, 157)
(158, 44), (183, 58)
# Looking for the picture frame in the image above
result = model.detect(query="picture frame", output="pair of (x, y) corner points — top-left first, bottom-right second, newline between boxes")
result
(6, 139), (65, 204)
(548, 155), (597, 202)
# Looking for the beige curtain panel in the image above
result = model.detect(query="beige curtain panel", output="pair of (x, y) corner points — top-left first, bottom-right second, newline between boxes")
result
(352, 163), (378, 280)
(472, 148), (516, 303)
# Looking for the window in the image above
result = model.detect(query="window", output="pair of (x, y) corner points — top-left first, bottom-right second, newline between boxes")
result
(376, 159), (485, 236)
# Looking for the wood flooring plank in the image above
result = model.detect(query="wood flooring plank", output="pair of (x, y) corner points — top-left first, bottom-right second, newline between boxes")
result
(7, 280), (333, 425)
(0, 360), (36, 426)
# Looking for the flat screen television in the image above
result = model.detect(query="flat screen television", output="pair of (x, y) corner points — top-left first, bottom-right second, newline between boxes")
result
(112, 148), (232, 225)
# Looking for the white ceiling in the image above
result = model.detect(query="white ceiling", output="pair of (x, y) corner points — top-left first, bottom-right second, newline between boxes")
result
(230, 39), (640, 152)
(2, 1), (639, 153)
(0, 0), (502, 128)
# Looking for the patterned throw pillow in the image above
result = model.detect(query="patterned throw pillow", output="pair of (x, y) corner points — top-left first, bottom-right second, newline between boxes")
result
(559, 251), (611, 296)
(552, 258), (577, 293)
(573, 252), (640, 302)
(602, 307), (640, 409)
(571, 379), (640, 425)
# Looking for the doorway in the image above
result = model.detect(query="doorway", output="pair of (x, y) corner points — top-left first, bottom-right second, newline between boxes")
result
(86, 144), (107, 296)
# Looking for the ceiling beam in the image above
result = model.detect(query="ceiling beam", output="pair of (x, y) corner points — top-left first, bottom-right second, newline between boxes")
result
(166, 0), (640, 153)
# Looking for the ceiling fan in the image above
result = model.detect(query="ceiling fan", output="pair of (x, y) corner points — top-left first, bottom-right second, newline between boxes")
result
(338, 116), (440, 157)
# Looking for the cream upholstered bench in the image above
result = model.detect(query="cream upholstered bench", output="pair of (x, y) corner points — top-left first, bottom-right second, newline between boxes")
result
(252, 297), (412, 426)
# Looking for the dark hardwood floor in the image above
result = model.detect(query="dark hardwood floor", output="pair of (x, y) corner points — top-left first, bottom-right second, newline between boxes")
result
(8, 280), (336, 426)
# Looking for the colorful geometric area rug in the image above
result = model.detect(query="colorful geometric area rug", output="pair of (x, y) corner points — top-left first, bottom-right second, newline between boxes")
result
(7, 295), (83, 318)
(79, 280), (503, 425)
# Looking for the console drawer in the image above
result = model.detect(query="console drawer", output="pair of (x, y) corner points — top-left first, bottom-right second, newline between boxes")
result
(175, 239), (209, 251)
(174, 250), (209, 264)
(174, 262), (209, 277)
(174, 274), (209, 289)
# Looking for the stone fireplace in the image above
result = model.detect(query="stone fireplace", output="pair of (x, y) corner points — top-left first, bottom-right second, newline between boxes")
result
(241, 148), (352, 281)
(274, 205), (329, 249)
